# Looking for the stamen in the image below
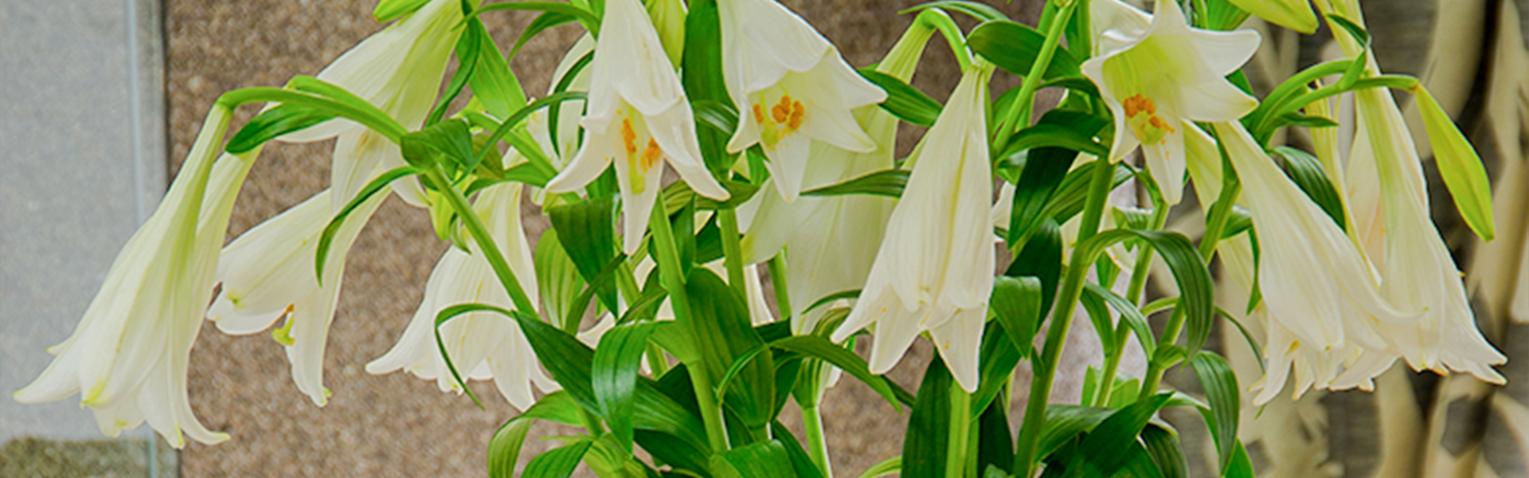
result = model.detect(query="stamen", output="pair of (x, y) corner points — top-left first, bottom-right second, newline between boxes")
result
(271, 304), (297, 346)
(752, 104), (766, 124)
(787, 101), (805, 131)
(621, 118), (638, 154)
(641, 139), (663, 170)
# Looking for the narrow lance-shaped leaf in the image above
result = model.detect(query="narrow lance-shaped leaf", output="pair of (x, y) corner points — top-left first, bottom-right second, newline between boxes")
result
(592, 322), (659, 454)
(1414, 86), (1495, 240)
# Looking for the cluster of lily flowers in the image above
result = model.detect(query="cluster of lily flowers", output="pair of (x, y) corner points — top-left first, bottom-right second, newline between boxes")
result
(14, 0), (1505, 456)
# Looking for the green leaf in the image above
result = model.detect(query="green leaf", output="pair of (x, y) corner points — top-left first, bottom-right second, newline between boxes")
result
(972, 323), (1023, 414)
(1278, 113), (1339, 129)
(523, 440), (591, 478)
(1202, 0), (1252, 31)
(1003, 110), (1108, 245)
(898, 1), (1007, 22)
(692, 99), (741, 136)
(717, 440), (797, 478)
(315, 166), (416, 282)
(487, 392), (585, 478)
(1190, 351), (1240, 474)
(991, 276), (1043, 357)
(512, 11), (577, 60)
(1271, 147), (1346, 231)
(801, 169), (909, 198)
(547, 197), (620, 313)
(1326, 14), (1370, 48)
(402, 119), (478, 170)
(683, 268), (775, 429)
(467, 2), (601, 34)
(682, 0), (735, 174)
(374, 0), (430, 21)
(592, 322), (659, 454)
(769, 335), (902, 409)
(534, 230), (585, 328)
(968, 20), (1081, 79)
(999, 123), (1109, 159)
(1062, 393), (1174, 475)
(487, 420), (532, 478)
(225, 103), (335, 154)
(976, 396), (1015, 474)
(1005, 220), (1062, 318)
(1141, 423), (1188, 478)
(902, 356), (954, 478)
(858, 69), (942, 126)
(217, 81), (407, 145)
(857, 457), (901, 478)
(1082, 283), (1156, 358)
(1415, 86), (1495, 240)
(1076, 230), (1214, 354)
(770, 422), (828, 478)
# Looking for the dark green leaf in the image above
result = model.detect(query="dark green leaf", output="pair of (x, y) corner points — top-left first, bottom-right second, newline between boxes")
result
(1005, 220), (1062, 318)
(226, 103), (335, 154)
(547, 197), (620, 312)
(717, 440), (797, 477)
(316, 166), (416, 283)
(523, 440), (591, 478)
(1141, 423), (1188, 478)
(977, 396), (1015, 474)
(1191, 351), (1240, 474)
(902, 356), (954, 478)
(593, 322), (660, 453)
(1271, 146), (1346, 230)
(684, 268), (775, 429)
(402, 119), (477, 170)
(682, 0), (735, 174)
(801, 169), (909, 198)
(969, 20), (1081, 79)
(770, 335), (901, 409)
(991, 276), (1043, 357)
(467, 2), (601, 34)
(487, 421), (532, 478)
(1082, 283), (1156, 358)
(859, 69), (942, 126)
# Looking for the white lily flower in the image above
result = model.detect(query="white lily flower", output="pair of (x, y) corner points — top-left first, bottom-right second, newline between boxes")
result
(739, 19), (928, 334)
(206, 188), (385, 406)
(543, 0), (729, 254)
(1342, 88), (1505, 385)
(366, 183), (554, 409)
(15, 110), (252, 447)
(1083, 0), (1260, 205)
(281, 0), (461, 208)
(1213, 121), (1422, 400)
(717, 0), (886, 201)
(830, 66), (994, 392)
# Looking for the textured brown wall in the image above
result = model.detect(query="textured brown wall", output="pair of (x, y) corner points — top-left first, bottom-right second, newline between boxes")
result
(167, 1), (1049, 476)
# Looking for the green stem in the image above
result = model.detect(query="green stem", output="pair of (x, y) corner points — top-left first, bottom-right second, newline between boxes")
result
(424, 165), (537, 315)
(1091, 201), (1168, 407)
(717, 208), (750, 310)
(992, 0), (1079, 153)
(801, 402), (832, 476)
(1013, 154), (1115, 476)
(768, 253), (793, 324)
(1138, 180), (1240, 395)
(947, 384), (973, 478)
(647, 199), (731, 452)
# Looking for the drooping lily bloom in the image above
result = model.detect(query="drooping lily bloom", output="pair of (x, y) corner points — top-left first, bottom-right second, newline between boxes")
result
(1212, 121), (1421, 400)
(1083, 0), (1260, 205)
(740, 20), (927, 333)
(831, 66), (994, 392)
(206, 189), (384, 406)
(1339, 88), (1505, 387)
(717, 0), (886, 202)
(14, 110), (252, 447)
(366, 183), (553, 409)
(543, 0), (729, 254)
(281, 0), (462, 208)
(204, 0), (461, 405)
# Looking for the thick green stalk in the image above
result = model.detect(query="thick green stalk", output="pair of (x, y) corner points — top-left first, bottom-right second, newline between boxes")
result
(802, 402), (832, 477)
(992, 0), (1079, 153)
(1092, 201), (1169, 407)
(424, 165), (537, 315)
(768, 253), (793, 324)
(717, 208), (750, 311)
(647, 199), (731, 452)
(1138, 180), (1241, 395)
(1013, 154), (1116, 476)
(947, 385), (973, 478)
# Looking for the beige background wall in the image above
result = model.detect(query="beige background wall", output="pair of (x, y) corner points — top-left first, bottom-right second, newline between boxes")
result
(168, 1), (1048, 476)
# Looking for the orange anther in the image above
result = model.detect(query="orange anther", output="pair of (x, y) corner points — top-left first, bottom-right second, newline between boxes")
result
(621, 118), (638, 154)
(641, 139), (663, 170)
(752, 104), (766, 124)
(787, 101), (805, 130)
